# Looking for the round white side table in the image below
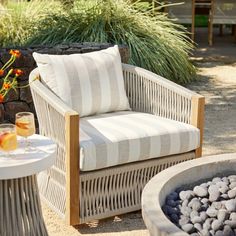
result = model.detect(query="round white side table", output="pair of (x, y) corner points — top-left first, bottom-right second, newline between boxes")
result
(0, 134), (56, 236)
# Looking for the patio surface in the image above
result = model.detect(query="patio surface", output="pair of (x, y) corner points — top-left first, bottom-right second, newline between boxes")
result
(42, 27), (236, 235)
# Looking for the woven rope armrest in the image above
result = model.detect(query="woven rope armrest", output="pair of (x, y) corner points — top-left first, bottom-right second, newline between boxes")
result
(29, 68), (80, 225)
(122, 64), (205, 157)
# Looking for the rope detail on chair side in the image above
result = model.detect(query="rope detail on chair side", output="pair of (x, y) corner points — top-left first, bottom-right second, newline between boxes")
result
(31, 90), (67, 218)
(79, 152), (195, 223)
(123, 65), (193, 124)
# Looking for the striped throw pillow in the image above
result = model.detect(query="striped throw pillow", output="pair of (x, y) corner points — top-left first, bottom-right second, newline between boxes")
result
(33, 45), (130, 117)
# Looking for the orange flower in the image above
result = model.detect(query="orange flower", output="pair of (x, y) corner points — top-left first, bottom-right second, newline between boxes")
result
(3, 83), (11, 90)
(0, 69), (4, 76)
(0, 94), (4, 103)
(13, 69), (24, 76)
(9, 50), (21, 58)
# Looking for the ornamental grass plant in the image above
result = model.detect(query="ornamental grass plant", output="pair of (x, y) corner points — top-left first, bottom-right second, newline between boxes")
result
(0, 0), (196, 84)
(0, 1), (62, 47)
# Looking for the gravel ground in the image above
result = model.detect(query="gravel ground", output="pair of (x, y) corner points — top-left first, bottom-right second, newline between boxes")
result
(42, 35), (236, 235)
(188, 61), (236, 156)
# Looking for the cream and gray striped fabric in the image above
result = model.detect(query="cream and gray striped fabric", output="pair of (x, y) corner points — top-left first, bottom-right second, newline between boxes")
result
(33, 46), (130, 117)
(80, 111), (200, 171)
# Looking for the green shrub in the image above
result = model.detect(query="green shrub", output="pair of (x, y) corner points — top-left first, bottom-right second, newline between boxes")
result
(0, 0), (196, 84)
(0, 0), (63, 47)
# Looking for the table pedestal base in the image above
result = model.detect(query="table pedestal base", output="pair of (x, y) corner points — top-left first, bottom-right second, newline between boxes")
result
(0, 175), (48, 236)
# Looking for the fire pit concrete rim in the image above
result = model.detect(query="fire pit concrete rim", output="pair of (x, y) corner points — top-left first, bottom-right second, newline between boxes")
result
(141, 153), (236, 236)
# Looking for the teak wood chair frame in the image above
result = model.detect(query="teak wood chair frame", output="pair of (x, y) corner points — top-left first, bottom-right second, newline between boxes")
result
(30, 63), (204, 225)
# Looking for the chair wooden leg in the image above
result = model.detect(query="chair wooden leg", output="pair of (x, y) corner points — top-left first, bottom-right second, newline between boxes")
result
(219, 25), (223, 36)
(208, 22), (213, 46)
(191, 96), (205, 158)
(65, 113), (80, 226)
(191, 0), (195, 42)
(208, 0), (214, 46)
(233, 25), (236, 41)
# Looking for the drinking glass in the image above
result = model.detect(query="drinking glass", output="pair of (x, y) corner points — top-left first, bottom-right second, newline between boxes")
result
(0, 124), (18, 158)
(15, 112), (36, 150)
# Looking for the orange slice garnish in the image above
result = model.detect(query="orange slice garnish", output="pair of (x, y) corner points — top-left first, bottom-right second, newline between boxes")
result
(16, 120), (29, 129)
(0, 133), (17, 151)
(0, 132), (9, 146)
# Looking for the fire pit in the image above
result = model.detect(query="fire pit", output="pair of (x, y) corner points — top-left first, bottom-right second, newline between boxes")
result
(142, 153), (236, 236)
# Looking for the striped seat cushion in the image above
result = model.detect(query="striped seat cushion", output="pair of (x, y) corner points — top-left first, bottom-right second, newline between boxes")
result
(33, 45), (130, 117)
(80, 111), (200, 171)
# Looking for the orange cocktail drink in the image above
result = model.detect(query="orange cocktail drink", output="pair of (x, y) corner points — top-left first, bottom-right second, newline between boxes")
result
(15, 112), (35, 150)
(0, 124), (18, 155)
(16, 116), (35, 137)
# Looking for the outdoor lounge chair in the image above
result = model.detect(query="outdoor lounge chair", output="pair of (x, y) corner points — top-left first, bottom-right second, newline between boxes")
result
(29, 45), (204, 225)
